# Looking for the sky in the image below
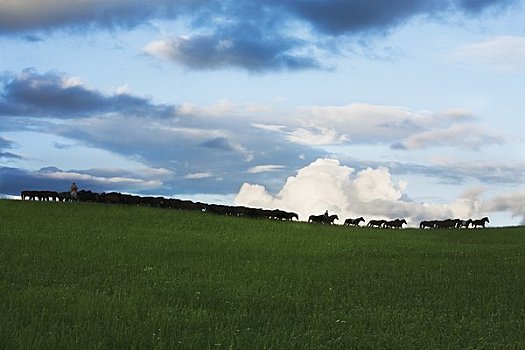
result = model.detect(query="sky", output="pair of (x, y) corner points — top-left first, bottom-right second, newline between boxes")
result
(1, 0), (525, 227)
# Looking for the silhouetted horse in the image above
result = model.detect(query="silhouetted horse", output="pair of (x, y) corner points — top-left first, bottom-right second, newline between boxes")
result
(419, 220), (437, 229)
(21, 190), (36, 200)
(309, 214), (339, 224)
(20, 190), (58, 201)
(458, 219), (473, 228)
(271, 210), (299, 221)
(344, 217), (365, 226)
(367, 219), (386, 228)
(471, 217), (489, 228)
(384, 219), (407, 229)
(435, 219), (460, 229)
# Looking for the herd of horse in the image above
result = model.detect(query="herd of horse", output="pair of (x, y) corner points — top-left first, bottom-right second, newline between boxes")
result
(20, 189), (489, 229)
(419, 217), (490, 229)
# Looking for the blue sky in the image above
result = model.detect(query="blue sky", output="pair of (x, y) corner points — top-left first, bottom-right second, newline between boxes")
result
(1, 0), (524, 226)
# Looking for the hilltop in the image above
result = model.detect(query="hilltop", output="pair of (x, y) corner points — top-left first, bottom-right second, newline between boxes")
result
(0, 199), (524, 349)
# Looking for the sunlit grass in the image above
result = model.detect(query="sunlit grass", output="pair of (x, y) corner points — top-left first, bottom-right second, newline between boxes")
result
(0, 199), (524, 349)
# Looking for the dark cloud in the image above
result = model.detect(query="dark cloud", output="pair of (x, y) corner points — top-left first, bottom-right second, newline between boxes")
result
(0, 136), (14, 149)
(456, 0), (516, 12)
(53, 142), (73, 150)
(0, 152), (21, 160)
(0, 136), (21, 160)
(274, 0), (431, 36)
(0, 166), (164, 196)
(1, 0), (513, 35)
(274, 0), (514, 36)
(0, 167), (68, 195)
(0, 1), (516, 72)
(0, 0), (201, 34)
(147, 21), (321, 72)
(22, 34), (44, 42)
(390, 142), (408, 150)
(0, 69), (175, 119)
(200, 137), (236, 151)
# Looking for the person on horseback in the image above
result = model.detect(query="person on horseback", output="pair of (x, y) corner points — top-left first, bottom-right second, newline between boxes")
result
(70, 182), (78, 201)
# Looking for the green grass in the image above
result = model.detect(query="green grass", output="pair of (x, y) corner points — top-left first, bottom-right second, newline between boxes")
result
(0, 199), (524, 349)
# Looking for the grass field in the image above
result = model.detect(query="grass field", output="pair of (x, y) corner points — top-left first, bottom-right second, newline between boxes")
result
(0, 199), (524, 349)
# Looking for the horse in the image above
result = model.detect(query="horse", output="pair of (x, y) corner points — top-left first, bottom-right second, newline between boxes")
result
(471, 217), (489, 228)
(271, 210), (299, 221)
(434, 219), (460, 229)
(282, 211), (299, 221)
(419, 220), (437, 229)
(458, 219), (473, 228)
(308, 214), (339, 224)
(384, 219), (407, 229)
(42, 191), (59, 201)
(367, 219), (386, 228)
(20, 190), (58, 201)
(21, 190), (36, 200)
(344, 217), (364, 226)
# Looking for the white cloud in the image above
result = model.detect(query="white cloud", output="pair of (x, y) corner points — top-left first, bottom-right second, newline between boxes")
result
(144, 39), (174, 61)
(179, 100), (270, 118)
(234, 158), (522, 226)
(252, 103), (500, 149)
(449, 36), (525, 72)
(251, 123), (287, 133)
(285, 126), (349, 145)
(395, 123), (505, 150)
(183, 172), (213, 179)
(115, 84), (132, 95)
(352, 167), (406, 202)
(296, 103), (433, 143)
(62, 76), (86, 88)
(247, 165), (285, 174)
(43, 170), (162, 189)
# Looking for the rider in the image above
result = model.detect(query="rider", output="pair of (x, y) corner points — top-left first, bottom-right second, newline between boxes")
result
(70, 182), (78, 201)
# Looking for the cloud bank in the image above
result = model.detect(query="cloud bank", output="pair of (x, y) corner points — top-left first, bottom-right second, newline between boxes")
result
(235, 158), (523, 226)
(0, 69), (174, 118)
(254, 103), (505, 150)
(0, 0), (517, 72)
(0, 69), (519, 198)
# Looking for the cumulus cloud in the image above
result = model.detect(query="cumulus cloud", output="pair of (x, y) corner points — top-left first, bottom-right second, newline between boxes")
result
(235, 158), (520, 225)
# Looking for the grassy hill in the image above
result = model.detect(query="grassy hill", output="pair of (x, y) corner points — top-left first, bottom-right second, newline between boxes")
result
(0, 199), (524, 349)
